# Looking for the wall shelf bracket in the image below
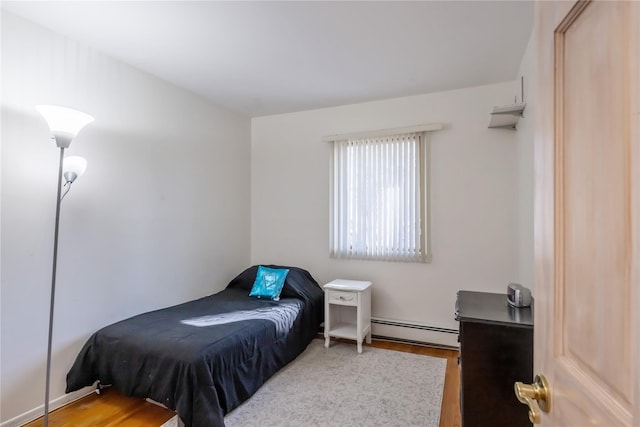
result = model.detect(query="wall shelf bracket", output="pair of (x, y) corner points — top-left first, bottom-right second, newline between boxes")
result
(488, 102), (526, 130)
(488, 76), (526, 130)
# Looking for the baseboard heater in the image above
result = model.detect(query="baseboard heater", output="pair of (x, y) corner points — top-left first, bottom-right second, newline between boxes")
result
(318, 318), (459, 348)
(370, 334), (458, 350)
(370, 317), (458, 349)
(371, 317), (457, 334)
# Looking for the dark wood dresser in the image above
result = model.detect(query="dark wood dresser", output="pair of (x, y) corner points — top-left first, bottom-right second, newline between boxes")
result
(456, 291), (533, 427)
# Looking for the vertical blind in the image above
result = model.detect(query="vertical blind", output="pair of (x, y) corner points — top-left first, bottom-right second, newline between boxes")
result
(331, 132), (426, 262)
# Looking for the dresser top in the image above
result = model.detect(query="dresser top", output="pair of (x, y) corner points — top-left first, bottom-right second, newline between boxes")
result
(324, 279), (372, 291)
(456, 291), (533, 327)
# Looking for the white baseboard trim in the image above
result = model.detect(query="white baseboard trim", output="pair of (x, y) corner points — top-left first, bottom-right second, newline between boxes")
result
(0, 386), (94, 427)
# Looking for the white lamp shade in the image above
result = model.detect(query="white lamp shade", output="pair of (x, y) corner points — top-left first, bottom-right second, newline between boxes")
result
(63, 156), (88, 178)
(36, 105), (94, 148)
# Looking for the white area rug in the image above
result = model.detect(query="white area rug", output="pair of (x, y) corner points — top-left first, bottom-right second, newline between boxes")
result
(160, 415), (179, 427)
(224, 339), (447, 427)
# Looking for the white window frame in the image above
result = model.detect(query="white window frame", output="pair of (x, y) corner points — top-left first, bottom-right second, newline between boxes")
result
(327, 124), (441, 263)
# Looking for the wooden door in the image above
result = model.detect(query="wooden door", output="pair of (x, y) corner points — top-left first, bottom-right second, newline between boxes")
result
(533, 0), (639, 425)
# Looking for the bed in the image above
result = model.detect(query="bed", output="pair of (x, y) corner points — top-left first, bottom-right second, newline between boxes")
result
(65, 265), (324, 427)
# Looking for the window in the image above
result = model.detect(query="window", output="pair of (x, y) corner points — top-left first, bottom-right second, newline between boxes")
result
(330, 130), (431, 263)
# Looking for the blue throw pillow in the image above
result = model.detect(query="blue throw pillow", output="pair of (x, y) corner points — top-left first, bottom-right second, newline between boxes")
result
(249, 266), (289, 301)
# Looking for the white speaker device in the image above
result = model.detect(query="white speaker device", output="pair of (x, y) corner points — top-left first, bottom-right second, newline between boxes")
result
(507, 283), (532, 308)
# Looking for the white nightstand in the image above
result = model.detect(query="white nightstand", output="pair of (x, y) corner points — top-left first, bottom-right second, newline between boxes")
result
(323, 279), (372, 353)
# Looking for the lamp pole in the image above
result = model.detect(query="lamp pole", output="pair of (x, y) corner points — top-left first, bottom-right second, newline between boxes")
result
(37, 104), (93, 426)
(44, 146), (64, 427)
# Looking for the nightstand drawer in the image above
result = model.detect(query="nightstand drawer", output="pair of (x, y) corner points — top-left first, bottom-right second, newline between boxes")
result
(327, 290), (358, 306)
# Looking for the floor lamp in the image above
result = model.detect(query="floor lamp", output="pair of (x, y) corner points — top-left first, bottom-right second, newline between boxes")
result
(36, 105), (94, 426)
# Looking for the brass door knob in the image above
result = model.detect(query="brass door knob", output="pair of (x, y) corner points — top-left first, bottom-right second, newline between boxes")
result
(514, 374), (551, 424)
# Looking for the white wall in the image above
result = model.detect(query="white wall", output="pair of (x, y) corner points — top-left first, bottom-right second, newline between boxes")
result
(515, 31), (536, 291)
(251, 81), (523, 346)
(1, 12), (250, 424)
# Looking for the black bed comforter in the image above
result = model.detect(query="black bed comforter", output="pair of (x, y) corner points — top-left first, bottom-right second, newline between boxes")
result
(66, 265), (324, 427)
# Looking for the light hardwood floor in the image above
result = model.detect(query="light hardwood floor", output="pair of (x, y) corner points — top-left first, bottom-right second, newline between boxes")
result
(24, 338), (461, 427)
(22, 389), (176, 427)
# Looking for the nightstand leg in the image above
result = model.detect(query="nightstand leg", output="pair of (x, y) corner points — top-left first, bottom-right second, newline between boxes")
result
(366, 331), (372, 344)
(357, 340), (363, 353)
(324, 336), (330, 348)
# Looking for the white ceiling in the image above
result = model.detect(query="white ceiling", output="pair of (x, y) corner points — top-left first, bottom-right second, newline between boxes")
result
(2, 1), (534, 117)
